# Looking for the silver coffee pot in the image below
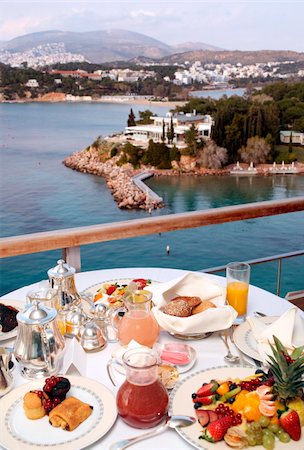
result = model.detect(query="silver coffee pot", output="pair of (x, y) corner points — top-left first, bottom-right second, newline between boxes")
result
(14, 301), (65, 379)
(47, 259), (82, 310)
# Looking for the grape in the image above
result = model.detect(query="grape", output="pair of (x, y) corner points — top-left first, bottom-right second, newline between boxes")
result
(249, 422), (262, 432)
(263, 429), (275, 439)
(259, 416), (270, 427)
(255, 431), (263, 445)
(262, 434), (275, 450)
(247, 433), (257, 446)
(278, 432), (291, 443)
(268, 423), (279, 433)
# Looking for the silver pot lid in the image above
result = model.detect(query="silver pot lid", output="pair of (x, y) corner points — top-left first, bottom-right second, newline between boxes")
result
(17, 301), (57, 325)
(47, 259), (76, 279)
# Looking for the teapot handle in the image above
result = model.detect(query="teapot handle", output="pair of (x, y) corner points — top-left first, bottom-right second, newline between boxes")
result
(40, 326), (52, 372)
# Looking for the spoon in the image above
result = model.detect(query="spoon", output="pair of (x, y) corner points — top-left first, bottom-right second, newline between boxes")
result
(109, 415), (196, 450)
(219, 333), (240, 364)
(254, 311), (266, 317)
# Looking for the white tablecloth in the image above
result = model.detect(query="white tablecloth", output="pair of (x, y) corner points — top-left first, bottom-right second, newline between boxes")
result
(0, 268), (296, 450)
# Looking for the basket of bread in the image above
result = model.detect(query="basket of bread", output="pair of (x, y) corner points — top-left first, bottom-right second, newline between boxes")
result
(149, 273), (237, 338)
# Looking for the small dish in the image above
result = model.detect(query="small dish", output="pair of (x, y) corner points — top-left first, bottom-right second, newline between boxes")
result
(154, 342), (197, 374)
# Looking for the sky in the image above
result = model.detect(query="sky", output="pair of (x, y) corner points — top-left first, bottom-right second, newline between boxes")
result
(0, 0), (303, 52)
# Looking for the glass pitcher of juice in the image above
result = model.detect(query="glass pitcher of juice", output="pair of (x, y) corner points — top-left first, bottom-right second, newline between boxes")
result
(112, 290), (160, 347)
(113, 348), (169, 428)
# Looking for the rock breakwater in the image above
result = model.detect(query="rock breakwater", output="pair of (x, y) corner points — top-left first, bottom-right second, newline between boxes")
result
(63, 147), (164, 210)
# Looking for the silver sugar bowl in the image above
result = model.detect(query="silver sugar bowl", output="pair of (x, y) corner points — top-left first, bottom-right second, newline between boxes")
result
(79, 321), (107, 352)
(14, 301), (65, 379)
(65, 307), (87, 336)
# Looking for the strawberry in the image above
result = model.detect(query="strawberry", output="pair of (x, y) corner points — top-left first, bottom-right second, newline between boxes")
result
(201, 415), (233, 443)
(196, 410), (209, 427)
(193, 394), (217, 406)
(132, 278), (148, 289)
(106, 285), (117, 295)
(196, 381), (219, 397)
(207, 410), (218, 423)
(279, 409), (301, 441)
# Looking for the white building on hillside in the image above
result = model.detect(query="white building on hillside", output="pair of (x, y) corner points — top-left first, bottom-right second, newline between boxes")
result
(125, 112), (213, 147)
(25, 79), (39, 88)
(280, 130), (304, 146)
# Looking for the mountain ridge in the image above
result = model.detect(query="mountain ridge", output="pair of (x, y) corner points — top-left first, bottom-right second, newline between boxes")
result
(0, 29), (224, 63)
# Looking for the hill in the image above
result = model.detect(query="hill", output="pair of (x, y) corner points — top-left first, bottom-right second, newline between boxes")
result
(156, 49), (304, 65)
(0, 29), (223, 63)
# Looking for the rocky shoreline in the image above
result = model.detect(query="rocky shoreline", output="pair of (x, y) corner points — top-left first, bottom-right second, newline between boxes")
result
(63, 147), (164, 210)
(63, 146), (304, 210)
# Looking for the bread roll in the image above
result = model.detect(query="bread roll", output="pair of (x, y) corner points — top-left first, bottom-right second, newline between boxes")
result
(171, 296), (202, 309)
(163, 300), (192, 317)
(49, 396), (93, 431)
(23, 391), (46, 420)
(192, 300), (216, 315)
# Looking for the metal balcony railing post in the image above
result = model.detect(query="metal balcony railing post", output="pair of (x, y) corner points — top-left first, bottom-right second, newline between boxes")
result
(276, 258), (282, 297)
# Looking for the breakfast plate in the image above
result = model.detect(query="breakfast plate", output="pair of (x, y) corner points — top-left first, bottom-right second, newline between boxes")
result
(169, 366), (304, 450)
(232, 316), (277, 362)
(81, 277), (155, 308)
(0, 299), (25, 341)
(82, 278), (154, 304)
(0, 375), (117, 450)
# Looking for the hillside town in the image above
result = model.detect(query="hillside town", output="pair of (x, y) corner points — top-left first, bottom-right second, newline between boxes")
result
(1, 42), (303, 86)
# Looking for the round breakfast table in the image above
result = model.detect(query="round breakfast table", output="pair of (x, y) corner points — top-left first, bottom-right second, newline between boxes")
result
(0, 267), (298, 450)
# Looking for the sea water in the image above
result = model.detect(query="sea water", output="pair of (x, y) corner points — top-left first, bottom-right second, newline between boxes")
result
(0, 102), (303, 296)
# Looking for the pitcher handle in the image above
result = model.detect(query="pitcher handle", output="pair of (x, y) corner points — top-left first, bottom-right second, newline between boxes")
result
(105, 306), (127, 343)
(107, 357), (125, 386)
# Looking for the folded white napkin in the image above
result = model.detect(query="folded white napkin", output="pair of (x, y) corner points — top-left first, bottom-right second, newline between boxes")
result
(246, 307), (304, 363)
(149, 273), (237, 335)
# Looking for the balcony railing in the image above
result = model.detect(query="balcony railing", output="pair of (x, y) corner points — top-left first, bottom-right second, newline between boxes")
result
(1, 198), (304, 287)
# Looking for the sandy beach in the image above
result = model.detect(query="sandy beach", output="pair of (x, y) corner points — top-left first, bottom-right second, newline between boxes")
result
(89, 96), (187, 108)
(0, 94), (188, 107)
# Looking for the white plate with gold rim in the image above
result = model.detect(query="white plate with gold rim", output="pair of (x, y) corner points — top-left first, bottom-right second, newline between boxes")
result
(169, 365), (304, 450)
(0, 375), (117, 450)
(0, 299), (25, 341)
(232, 316), (278, 362)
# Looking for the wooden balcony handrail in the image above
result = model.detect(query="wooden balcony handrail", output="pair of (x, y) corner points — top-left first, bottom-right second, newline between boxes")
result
(0, 197), (304, 259)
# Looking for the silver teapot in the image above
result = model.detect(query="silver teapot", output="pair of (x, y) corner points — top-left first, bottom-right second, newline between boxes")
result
(14, 301), (65, 379)
(48, 259), (82, 310)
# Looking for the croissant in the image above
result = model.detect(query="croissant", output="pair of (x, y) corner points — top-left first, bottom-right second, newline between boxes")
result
(49, 396), (93, 431)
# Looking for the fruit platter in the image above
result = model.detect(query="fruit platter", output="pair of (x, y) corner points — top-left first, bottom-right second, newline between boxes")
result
(82, 278), (152, 308)
(170, 337), (304, 450)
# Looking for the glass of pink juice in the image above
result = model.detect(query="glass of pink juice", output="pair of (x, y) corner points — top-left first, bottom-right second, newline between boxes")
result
(226, 262), (250, 323)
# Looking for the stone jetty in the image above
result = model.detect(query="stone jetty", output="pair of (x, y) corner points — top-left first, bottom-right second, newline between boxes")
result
(63, 147), (164, 210)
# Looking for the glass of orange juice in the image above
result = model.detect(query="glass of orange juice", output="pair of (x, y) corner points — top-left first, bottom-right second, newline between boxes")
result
(226, 262), (250, 323)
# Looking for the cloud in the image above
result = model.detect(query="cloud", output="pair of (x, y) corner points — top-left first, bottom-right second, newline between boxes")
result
(0, 17), (46, 40)
(130, 9), (157, 18)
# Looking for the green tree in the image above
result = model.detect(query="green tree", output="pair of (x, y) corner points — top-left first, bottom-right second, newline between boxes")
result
(161, 120), (166, 143)
(288, 132), (293, 154)
(143, 140), (171, 168)
(184, 124), (200, 156)
(167, 117), (175, 144)
(169, 145), (181, 162)
(136, 110), (155, 124)
(127, 108), (136, 127)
